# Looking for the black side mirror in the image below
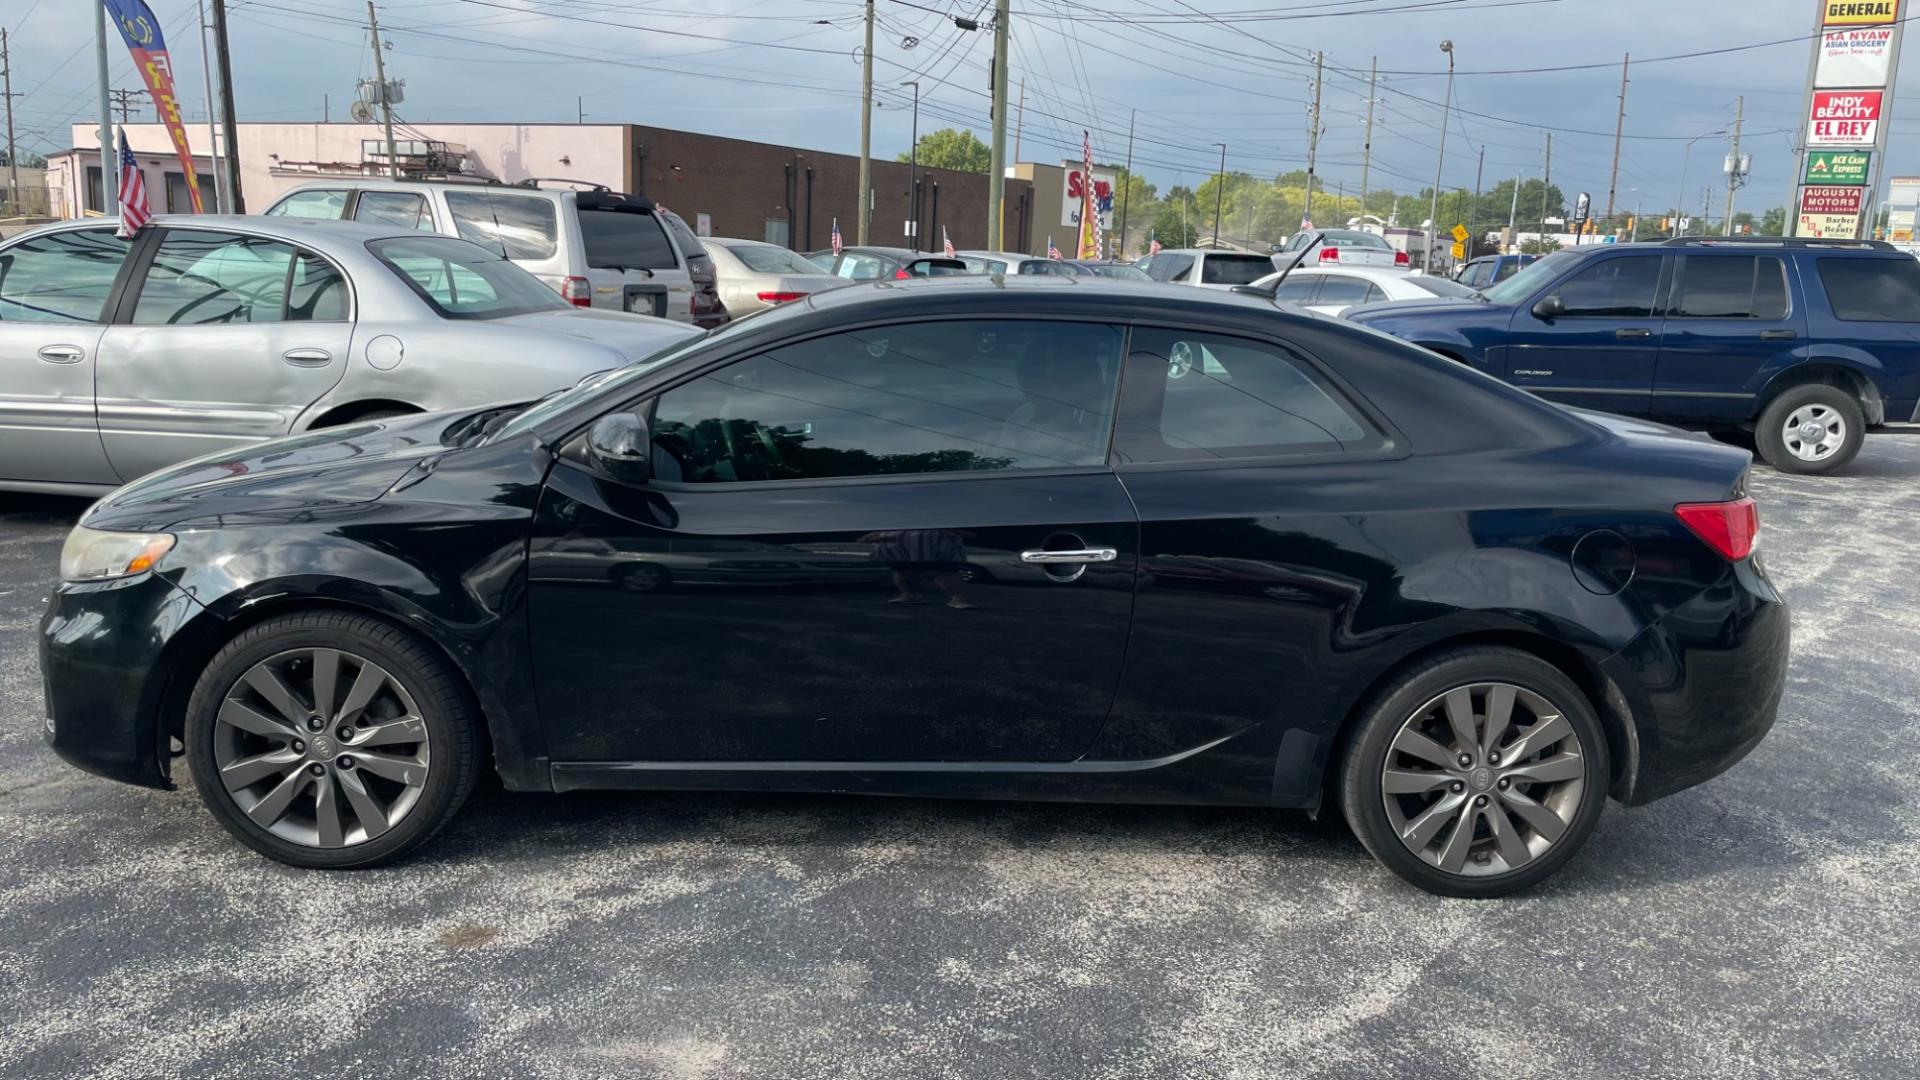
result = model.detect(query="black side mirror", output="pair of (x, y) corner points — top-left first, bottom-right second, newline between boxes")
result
(1532, 295), (1567, 320)
(587, 412), (652, 485)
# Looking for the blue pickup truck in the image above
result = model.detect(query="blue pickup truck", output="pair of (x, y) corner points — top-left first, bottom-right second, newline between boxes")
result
(1347, 237), (1920, 474)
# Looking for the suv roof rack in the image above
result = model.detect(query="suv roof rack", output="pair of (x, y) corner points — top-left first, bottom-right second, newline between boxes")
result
(514, 177), (612, 192)
(573, 188), (656, 212)
(1658, 235), (1895, 251)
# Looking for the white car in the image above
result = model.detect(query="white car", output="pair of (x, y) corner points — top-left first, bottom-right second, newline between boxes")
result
(1251, 265), (1481, 316)
(1272, 229), (1409, 272)
(1142, 248), (1279, 289)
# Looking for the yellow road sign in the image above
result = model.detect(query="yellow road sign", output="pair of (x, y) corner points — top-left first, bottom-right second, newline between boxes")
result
(1451, 224), (1470, 243)
(1450, 241), (1466, 260)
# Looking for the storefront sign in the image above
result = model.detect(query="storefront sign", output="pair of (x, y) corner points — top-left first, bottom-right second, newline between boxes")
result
(1804, 150), (1873, 184)
(1808, 89), (1884, 144)
(1823, 0), (1898, 25)
(1061, 165), (1115, 230)
(1816, 26), (1896, 85)
(1798, 186), (1865, 237)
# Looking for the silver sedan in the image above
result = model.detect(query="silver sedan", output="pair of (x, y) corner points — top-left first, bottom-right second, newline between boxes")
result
(701, 237), (842, 314)
(0, 215), (699, 495)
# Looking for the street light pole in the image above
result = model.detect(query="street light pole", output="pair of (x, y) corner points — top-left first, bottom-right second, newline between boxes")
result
(985, 0), (1010, 249)
(902, 80), (919, 250)
(1674, 131), (1721, 238)
(1211, 142), (1227, 245)
(1426, 40), (1454, 270)
(94, 0), (117, 215)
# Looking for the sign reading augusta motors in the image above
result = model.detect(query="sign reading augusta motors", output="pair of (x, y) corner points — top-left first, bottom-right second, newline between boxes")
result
(1799, 186), (1865, 238)
(1808, 89), (1884, 144)
(1805, 150), (1873, 184)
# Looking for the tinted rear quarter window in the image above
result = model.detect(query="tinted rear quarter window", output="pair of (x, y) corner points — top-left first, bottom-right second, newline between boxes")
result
(1200, 255), (1278, 285)
(444, 191), (559, 261)
(579, 209), (678, 270)
(1675, 255), (1789, 319)
(1815, 256), (1920, 321)
(1149, 254), (1193, 282)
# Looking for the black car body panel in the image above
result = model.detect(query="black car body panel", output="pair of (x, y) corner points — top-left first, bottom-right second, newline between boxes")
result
(43, 277), (1787, 816)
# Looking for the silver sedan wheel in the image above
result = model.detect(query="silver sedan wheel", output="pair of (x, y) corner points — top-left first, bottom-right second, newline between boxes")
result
(1781, 403), (1846, 462)
(1381, 683), (1587, 877)
(212, 648), (431, 849)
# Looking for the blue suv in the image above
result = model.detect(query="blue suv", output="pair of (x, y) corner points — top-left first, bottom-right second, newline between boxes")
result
(1347, 237), (1920, 474)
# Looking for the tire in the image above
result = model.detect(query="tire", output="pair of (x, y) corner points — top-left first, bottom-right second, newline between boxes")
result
(1754, 383), (1864, 475)
(184, 611), (480, 869)
(1340, 647), (1610, 898)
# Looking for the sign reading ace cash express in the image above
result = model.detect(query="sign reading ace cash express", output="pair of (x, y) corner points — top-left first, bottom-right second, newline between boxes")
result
(1805, 150), (1873, 184)
(1808, 90), (1884, 145)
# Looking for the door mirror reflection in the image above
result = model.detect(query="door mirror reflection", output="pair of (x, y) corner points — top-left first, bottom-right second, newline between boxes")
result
(587, 411), (652, 485)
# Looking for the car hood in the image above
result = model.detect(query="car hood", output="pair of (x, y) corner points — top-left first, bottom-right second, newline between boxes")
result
(496, 309), (702, 361)
(87, 410), (469, 531)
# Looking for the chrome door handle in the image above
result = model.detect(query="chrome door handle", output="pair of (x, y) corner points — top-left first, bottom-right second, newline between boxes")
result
(282, 348), (332, 367)
(37, 345), (85, 364)
(1614, 328), (1653, 340)
(1020, 548), (1118, 564)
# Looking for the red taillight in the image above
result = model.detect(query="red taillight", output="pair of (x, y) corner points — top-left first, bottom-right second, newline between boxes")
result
(1675, 497), (1758, 561)
(560, 276), (591, 308)
(894, 267), (913, 280)
(756, 291), (805, 304)
(1394, 250), (1411, 267)
(1318, 247), (1340, 263)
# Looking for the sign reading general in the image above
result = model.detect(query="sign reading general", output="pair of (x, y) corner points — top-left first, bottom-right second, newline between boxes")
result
(1808, 89), (1884, 144)
(1816, 26), (1896, 85)
(1805, 150), (1873, 184)
(1823, 0), (1898, 25)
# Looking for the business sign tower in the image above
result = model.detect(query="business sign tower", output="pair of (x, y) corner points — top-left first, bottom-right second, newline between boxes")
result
(1792, 0), (1903, 238)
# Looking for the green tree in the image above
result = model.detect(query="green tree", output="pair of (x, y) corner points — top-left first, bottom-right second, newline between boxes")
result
(1109, 168), (1157, 256)
(1149, 185), (1199, 249)
(1759, 206), (1787, 236)
(897, 128), (990, 173)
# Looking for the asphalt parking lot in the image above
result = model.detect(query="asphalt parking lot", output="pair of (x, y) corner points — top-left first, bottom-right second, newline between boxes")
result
(2, 440), (1918, 1080)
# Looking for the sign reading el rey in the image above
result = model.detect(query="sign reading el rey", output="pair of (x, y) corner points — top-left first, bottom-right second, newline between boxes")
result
(1805, 150), (1873, 184)
(1817, 26), (1895, 85)
(1823, 0), (1898, 25)
(1061, 165), (1116, 230)
(1808, 89), (1884, 144)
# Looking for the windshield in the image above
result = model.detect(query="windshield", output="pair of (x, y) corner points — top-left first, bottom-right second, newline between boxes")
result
(1482, 249), (1582, 304)
(730, 244), (827, 275)
(1409, 275), (1482, 299)
(370, 236), (570, 319)
(486, 330), (716, 443)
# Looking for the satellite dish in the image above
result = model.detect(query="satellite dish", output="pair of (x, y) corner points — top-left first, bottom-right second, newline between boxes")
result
(349, 100), (374, 123)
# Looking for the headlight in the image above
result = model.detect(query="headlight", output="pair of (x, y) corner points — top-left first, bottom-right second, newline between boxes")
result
(59, 526), (176, 582)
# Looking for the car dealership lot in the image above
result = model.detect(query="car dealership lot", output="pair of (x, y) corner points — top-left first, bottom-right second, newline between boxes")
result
(1, 443), (1917, 1079)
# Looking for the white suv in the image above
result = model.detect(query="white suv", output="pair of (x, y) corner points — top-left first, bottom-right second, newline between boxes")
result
(266, 179), (727, 327)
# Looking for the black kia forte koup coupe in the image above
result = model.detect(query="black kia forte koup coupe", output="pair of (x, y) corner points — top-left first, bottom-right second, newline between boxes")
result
(41, 276), (1789, 897)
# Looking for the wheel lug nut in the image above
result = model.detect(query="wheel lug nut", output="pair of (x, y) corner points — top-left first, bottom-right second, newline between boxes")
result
(292, 740), (306, 753)
(1457, 753), (1473, 767)
(307, 717), (324, 732)
(338, 756), (355, 770)
(308, 763), (325, 776)
(1474, 794), (1489, 807)
(1488, 752), (1501, 765)
(1498, 778), (1511, 790)
(1450, 781), (1466, 794)
(338, 727), (354, 742)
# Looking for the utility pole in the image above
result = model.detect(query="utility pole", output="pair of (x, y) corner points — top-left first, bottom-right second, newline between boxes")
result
(1359, 55), (1377, 222)
(197, 0), (225, 212)
(1604, 53), (1628, 225)
(903, 80), (919, 250)
(857, 0), (874, 244)
(1506, 173), (1520, 253)
(367, 2), (400, 180)
(110, 88), (140, 125)
(1540, 132), (1552, 245)
(95, 0), (118, 216)
(1471, 145), (1483, 252)
(1211, 142), (1227, 243)
(1, 29), (18, 215)
(985, 0), (1010, 249)
(1724, 95), (1744, 237)
(209, 0), (242, 211)
(1119, 108), (1135, 255)
(1427, 40), (1455, 269)
(1304, 51), (1323, 228)
(577, 97), (584, 124)
(1014, 78), (1025, 162)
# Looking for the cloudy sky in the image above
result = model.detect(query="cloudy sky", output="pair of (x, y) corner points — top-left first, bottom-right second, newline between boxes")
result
(7, 0), (1904, 220)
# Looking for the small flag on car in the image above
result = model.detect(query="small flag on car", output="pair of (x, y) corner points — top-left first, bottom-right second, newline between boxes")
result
(1148, 235), (1162, 257)
(1047, 237), (1061, 260)
(831, 217), (843, 256)
(942, 226), (955, 259)
(115, 128), (151, 239)
(1300, 214), (1314, 231)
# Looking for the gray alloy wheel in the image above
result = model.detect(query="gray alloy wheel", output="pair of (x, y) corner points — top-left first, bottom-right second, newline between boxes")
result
(1779, 403), (1847, 464)
(1755, 384), (1863, 475)
(1381, 683), (1587, 877)
(212, 648), (432, 849)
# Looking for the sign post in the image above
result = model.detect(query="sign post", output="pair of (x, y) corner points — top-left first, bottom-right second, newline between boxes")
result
(1793, 0), (1902, 239)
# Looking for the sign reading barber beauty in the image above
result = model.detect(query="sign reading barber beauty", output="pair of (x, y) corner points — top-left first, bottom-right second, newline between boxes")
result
(1808, 89), (1884, 145)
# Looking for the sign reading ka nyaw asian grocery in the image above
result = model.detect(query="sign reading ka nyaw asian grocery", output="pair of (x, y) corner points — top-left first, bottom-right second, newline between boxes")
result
(1805, 150), (1873, 184)
(1817, 26), (1895, 84)
(1824, 0), (1898, 25)
(1808, 89), (1884, 144)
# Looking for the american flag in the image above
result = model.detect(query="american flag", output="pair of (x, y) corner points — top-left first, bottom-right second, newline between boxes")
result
(830, 217), (843, 256)
(115, 128), (151, 239)
(1300, 214), (1315, 231)
(942, 226), (955, 259)
(1148, 236), (1162, 257)
(1046, 237), (1061, 260)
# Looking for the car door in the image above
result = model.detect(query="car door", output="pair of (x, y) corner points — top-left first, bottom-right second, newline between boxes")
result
(526, 317), (1140, 764)
(0, 227), (128, 486)
(93, 228), (354, 481)
(1502, 251), (1668, 415)
(1652, 253), (1803, 423)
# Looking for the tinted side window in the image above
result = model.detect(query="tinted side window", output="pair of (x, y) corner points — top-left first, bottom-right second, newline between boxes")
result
(1200, 255), (1278, 285)
(1117, 329), (1378, 463)
(1313, 275), (1374, 306)
(1149, 254), (1193, 282)
(1494, 260), (1526, 282)
(1816, 257), (1920, 322)
(1273, 277), (1318, 302)
(266, 190), (348, 219)
(132, 231), (294, 325)
(1674, 256), (1789, 319)
(651, 320), (1126, 483)
(579, 209), (678, 270)
(444, 192), (559, 261)
(353, 191), (433, 231)
(288, 252), (349, 321)
(1553, 255), (1661, 317)
(0, 229), (130, 323)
